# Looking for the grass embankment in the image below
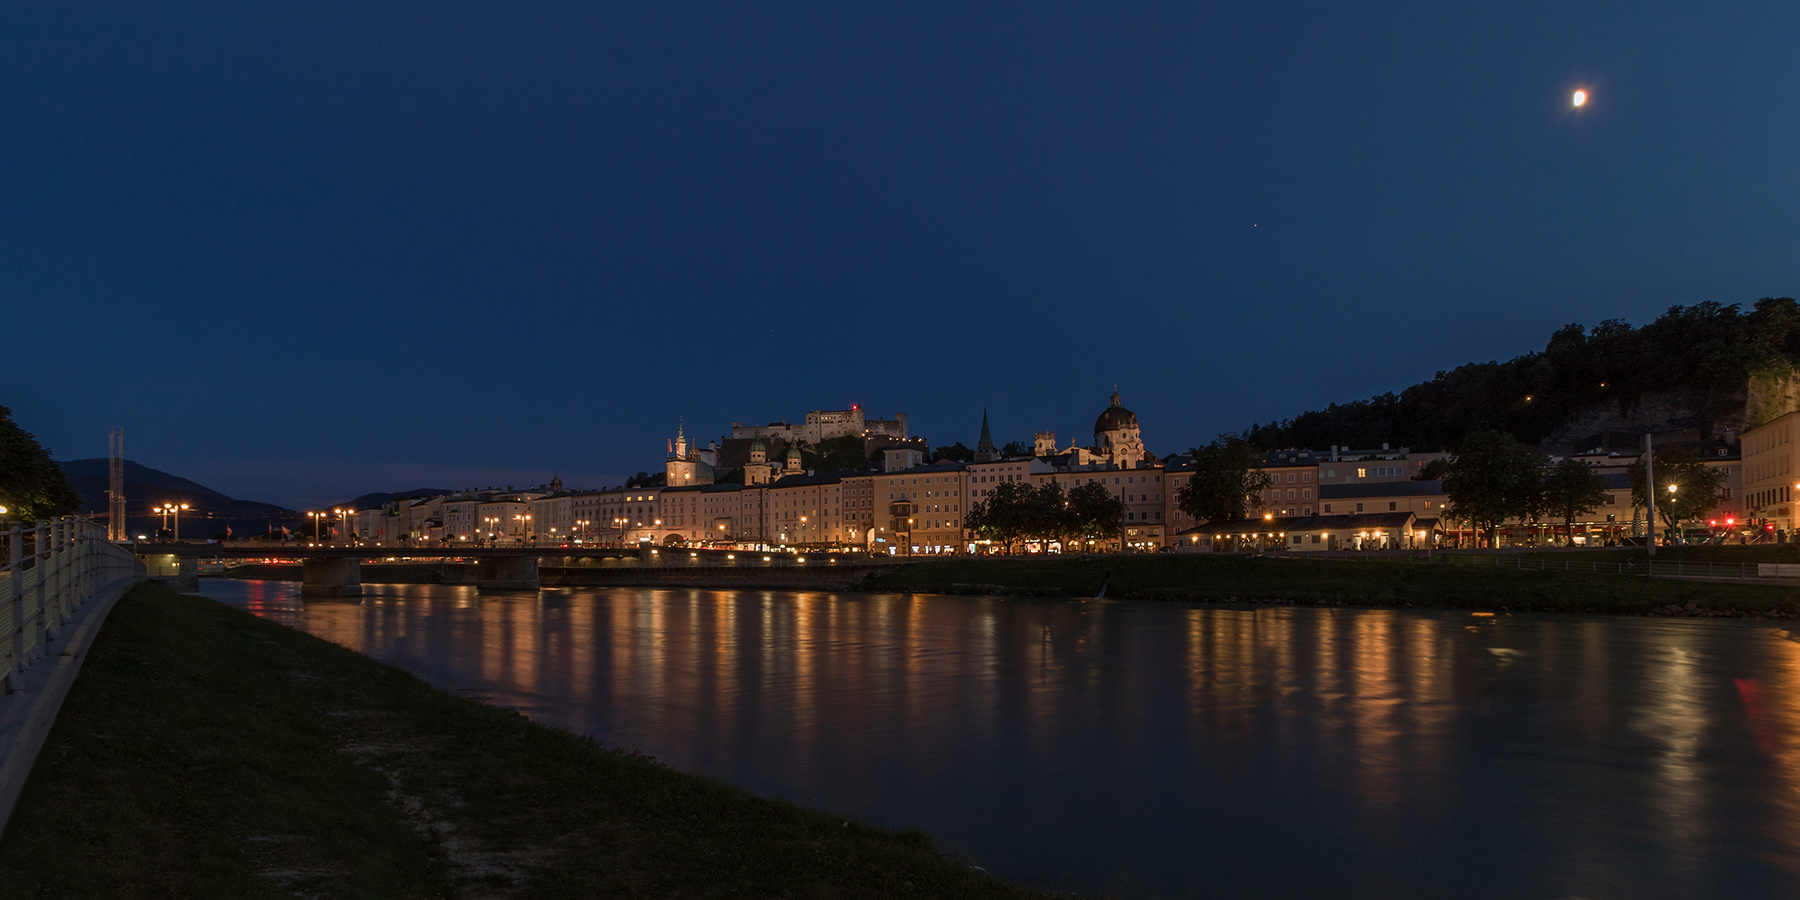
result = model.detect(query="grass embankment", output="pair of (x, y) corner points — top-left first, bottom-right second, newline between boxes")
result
(859, 554), (1800, 616)
(1502, 543), (1800, 565)
(221, 563), (447, 583)
(0, 583), (1039, 899)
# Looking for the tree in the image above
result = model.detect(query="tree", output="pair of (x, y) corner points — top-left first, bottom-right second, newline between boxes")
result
(1000, 440), (1032, 458)
(803, 436), (871, 472)
(1022, 480), (1069, 545)
(966, 481), (1033, 553)
(1629, 445), (1726, 541)
(0, 405), (80, 521)
(1176, 436), (1274, 524)
(1066, 481), (1124, 550)
(1414, 457), (1452, 481)
(1540, 458), (1611, 545)
(624, 471), (666, 489)
(1442, 431), (1545, 547)
(930, 442), (975, 464)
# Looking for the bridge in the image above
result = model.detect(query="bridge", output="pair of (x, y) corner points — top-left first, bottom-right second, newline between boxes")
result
(130, 541), (903, 595)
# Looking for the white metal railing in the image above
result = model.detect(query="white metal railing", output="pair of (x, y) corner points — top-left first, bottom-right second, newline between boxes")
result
(1, 518), (145, 691)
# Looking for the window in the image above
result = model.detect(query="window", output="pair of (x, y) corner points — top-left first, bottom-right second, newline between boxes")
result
(1324, 504), (1332, 513)
(1356, 468), (1367, 478)
(1293, 535), (1303, 544)
(1389, 502), (1397, 511)
(1302, 488), (1312, 499)
(1356, 502), (1364, 512)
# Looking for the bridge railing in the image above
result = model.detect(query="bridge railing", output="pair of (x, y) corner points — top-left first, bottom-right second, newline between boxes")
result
(1, 518), (145, 691)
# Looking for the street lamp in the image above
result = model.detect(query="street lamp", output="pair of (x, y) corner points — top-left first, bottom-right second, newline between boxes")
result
(307, 511), (324, 543)
(153, 503), (190, 541)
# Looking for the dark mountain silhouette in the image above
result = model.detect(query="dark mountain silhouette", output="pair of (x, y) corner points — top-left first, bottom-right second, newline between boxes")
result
(58, 458), (297, 538)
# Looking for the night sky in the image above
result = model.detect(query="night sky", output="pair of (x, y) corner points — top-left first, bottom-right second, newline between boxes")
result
(5, 2), (1795, 510)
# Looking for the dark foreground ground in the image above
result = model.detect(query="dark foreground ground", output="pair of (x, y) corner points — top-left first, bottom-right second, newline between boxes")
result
(858, 553), (1800, 616)
(0, 582), (1043, 899)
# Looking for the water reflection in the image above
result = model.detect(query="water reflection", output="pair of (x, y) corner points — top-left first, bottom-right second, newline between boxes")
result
(203, 580), (1800, 898)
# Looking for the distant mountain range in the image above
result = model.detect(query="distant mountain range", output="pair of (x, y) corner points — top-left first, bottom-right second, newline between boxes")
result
(58, 458), (298, 537)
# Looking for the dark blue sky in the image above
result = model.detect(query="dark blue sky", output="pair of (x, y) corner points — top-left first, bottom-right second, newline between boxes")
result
(5, 2), (1795, 509)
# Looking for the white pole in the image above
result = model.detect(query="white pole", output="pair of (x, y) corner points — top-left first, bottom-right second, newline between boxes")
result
(1644, 433), (1656, 558)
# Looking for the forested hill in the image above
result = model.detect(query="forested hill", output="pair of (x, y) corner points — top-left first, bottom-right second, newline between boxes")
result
(1241, 298), (1800, 453)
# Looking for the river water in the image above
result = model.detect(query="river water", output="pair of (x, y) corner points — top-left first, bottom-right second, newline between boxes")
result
(201, 579), (1800, 899)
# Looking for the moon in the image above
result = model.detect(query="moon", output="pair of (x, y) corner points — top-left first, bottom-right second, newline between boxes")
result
(1571, 89), (1588, 108)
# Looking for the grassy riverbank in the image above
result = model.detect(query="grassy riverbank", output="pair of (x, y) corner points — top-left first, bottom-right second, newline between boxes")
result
(0, 583), (1042, 899)
(859, 554), (1800, 616)
(220, 563), (449, 583)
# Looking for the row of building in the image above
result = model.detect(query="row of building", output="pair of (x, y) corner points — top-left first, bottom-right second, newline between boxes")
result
(349, 393), (1170, 553)
(343, 391), (1768, 554)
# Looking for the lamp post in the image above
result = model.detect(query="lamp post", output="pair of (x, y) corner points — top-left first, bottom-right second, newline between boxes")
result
(307, 511), (324, 543)
(1666, 483), (1678, 545)
(1644, 433), (1656, 557)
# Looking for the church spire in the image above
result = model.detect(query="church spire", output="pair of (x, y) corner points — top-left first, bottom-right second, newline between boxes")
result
(975, 406), (997, 462)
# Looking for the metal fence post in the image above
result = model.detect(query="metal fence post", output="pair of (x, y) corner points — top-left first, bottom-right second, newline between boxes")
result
(31, 521), (48, 661)
(10, 523), (24, 677)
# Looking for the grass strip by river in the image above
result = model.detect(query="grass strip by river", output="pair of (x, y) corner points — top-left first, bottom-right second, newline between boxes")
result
(860, 555), (1800, 616)
(0, 582), (1044, 899)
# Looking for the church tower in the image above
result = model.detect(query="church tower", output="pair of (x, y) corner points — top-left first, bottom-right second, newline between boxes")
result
(1092, 389), (1145, 467)
(744, 437), (772, 485)
(665, 419), (714, 486)
(784, 442), (804, 475)
(975, 407), (997, 462)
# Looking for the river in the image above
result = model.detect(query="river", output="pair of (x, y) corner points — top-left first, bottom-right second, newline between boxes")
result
(201, 579), (1800, 898)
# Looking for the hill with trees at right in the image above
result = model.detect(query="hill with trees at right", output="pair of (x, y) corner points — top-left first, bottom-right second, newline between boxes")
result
(1240, 297), (1800, 453)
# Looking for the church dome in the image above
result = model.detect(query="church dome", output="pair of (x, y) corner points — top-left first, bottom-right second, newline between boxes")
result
(786, 444), (802, 459)
(1094, 391), (1138, 434)
(750, 438), (766, 452)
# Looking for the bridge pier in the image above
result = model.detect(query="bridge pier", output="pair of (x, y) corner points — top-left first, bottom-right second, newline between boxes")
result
(476, 556), (538, 591)
(301, 558), (363, 597)
(141, 554), (200, 594)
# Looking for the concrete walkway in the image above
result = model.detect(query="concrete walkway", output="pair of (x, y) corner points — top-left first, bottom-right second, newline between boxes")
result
(0, 576), (142, 837)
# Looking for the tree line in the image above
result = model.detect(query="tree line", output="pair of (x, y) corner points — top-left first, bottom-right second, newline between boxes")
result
(1443, 430), (1726, 545)
(0, 405), (80, 522)
(1241, 298), (1800, 452)
(1172, 430), (1726, 547)
(964, 480), (1124, 553)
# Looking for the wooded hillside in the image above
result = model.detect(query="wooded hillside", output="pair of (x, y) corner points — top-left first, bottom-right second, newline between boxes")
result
(1242, 298), (1800, 451)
